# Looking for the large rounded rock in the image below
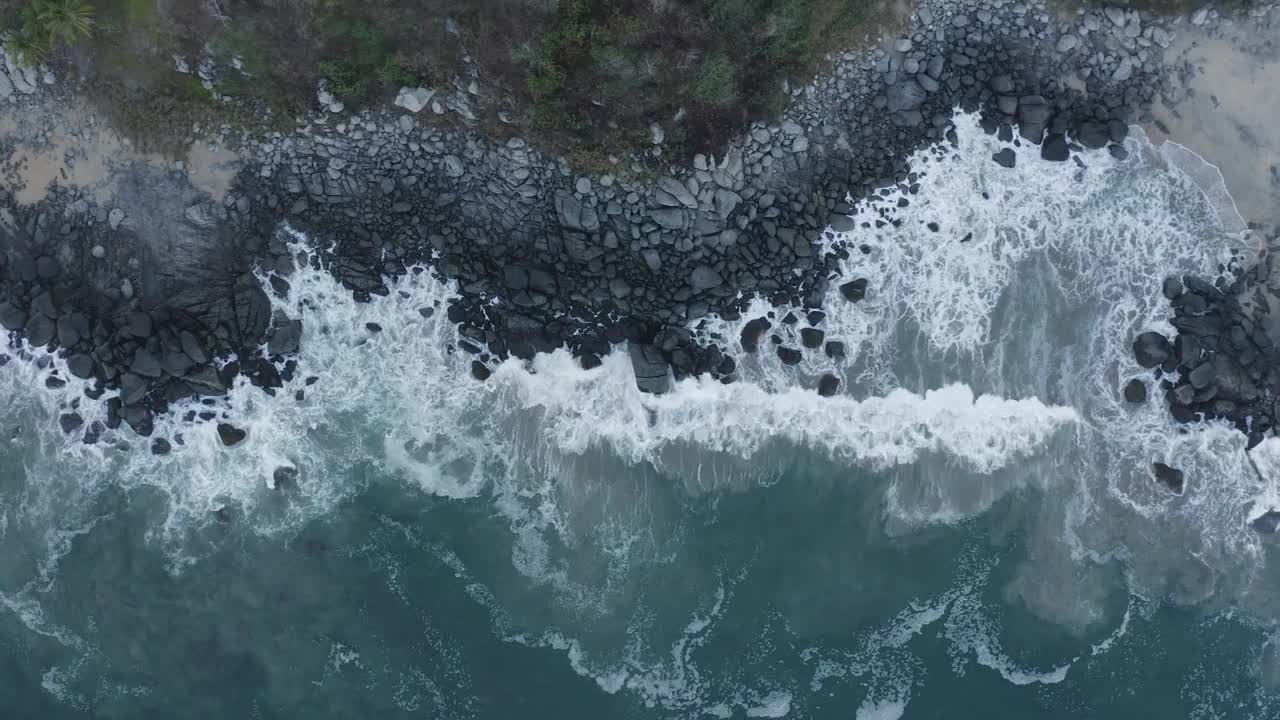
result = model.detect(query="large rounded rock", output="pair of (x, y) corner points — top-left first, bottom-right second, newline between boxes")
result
(1152, 462), (1185, 495)
(1123, 379), (1147, 403)
(1133, 332), (1171, 368)
(217, 423), (248, 447)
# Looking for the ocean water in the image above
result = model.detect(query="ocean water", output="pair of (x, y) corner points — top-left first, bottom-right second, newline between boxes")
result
(3, 112), (1279, 718)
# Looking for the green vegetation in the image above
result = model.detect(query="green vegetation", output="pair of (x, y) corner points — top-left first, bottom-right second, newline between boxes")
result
(6, 0), (94, 63)
(0, 0), (900, 162)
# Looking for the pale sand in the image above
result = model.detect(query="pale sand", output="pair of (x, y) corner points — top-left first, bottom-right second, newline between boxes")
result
(1, 99), (240, 208)
(1147, 17), (1280, 232)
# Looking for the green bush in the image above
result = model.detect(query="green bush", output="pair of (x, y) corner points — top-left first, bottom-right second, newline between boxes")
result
(691, 51), (738, 106)
(9, 0), (94, 63)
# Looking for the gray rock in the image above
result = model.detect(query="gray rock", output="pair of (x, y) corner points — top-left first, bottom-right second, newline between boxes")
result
(554, 191), (600, 232)
(25, 315), (56, 346)
(629, 343), (670, 394)
(575, 177), (592, 194)
(690, 265), (723, 292)
(67, 354), (95, 379)
(992, 148), (1017, 169)
(651, 207), (686, 230)
(657, 177), (698, 208)
(609, 278), (631, 298)
(1152, 462), (1184, 494)
(131, 348), (163, 378)
(0, 302), (27, 331)
(108, 208), (126, 230)
(1133, 331), (1171, 368)
(268, 319), (303, 355)
(886, 80), (927, 112)
(1057, 34), (1079, 52)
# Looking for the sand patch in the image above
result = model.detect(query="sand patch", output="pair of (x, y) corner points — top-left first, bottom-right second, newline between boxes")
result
(1, 99), (241, 207)
(1147, 20), (1280, 230)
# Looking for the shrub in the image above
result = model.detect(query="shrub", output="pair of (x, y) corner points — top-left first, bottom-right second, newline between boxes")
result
(691, 51), (738, 106)
(10, 0), (94, 63)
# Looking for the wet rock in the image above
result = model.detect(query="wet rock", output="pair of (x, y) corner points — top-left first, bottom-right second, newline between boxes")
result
(1152, 462), (1185, 494)
(1251, 510), (1280, 534)
(1133, 332), (1171, 368)
(800, 328), (825, 349)
(839, 279), (869, 302)
(1123, 379), (1147, 403)
(1162, 277), (1184, 300)
(67, 354), (95, 379)
(825, 341), (846, 359)
(273, 466), (300, 490)
(217, 423), (247, 447)
(740, 317), (772, 353)
(992, 148), (1016, 169)
(151, 438), (172, 455)
(817, 374), (840, 397)
(471, 360), (491, 381)
(59, 412), (84, 434)
(0, 302), (27, 331)
(629, 343), (671, 394)
(776, 346), (802, 365)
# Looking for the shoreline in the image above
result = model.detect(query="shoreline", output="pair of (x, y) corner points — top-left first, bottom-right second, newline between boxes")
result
(1, 0), (1278, 442)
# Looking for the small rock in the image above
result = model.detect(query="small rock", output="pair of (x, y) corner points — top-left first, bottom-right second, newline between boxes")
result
(108, 208), (126, 230)
(1152, 462), (1185, 495)
(817, 374), (840, 397)
(1123, 379), (1147, 403)
(217, 423), (247, 447)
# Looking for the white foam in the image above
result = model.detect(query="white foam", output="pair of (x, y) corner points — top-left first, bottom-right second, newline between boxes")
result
(855, 697), (908, 720)
(745, 691), (792, 717)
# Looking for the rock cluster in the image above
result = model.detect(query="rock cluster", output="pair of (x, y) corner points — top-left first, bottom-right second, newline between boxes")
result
(0, 0), (1207, 435)
(1134, 266), (1280, 450)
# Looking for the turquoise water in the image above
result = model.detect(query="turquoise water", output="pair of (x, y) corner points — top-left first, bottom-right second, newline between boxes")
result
(3, 114), (1278, 718)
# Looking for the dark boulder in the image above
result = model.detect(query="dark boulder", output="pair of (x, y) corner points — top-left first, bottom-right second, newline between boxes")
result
(1251, 510), (1280, 534)
(217, 423), (248, 447)
(121, 312), (153, 339)
(817, 374), (840, 397)
(66, 354), (95, 379)
(629, 343), (671, 395)
(1041, 134), (1070, 162)
(471, 360), (491, 381)
(122, 405), (153, 436)
(151, 438), (172, 455)
(267, 320), (303, 355)
(130, 348), (163, 378)
(992, 148), (1016, 169)
(273, 466), (299, 490)
(839, 279), (869, 302)
(1162, 277), (1184, 300)
(825, 341), (846, 359)
(0, 302), (27, 331)
(25, 315), (56, 347)
(1152, 462), (1185, 495)
(777, 346), (803, 365)
(59, 412), (84, 434)
(1123, 379), (1147, 403)
(179, 330), (209, 364)
(740, 317), (772, 353)
(1133, 332), (1171, 368)
(800, 328), (825, 349)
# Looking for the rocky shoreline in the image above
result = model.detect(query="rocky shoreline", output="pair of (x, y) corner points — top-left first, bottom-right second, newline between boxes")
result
(1, 0), (1276, 445)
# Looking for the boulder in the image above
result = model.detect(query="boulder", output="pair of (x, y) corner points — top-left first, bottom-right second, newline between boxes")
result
(471, 360), (491, 381)
(0, 302), (27, 331)
(151, 438), (172, 455)
(817, 374), (840, 397)
(740, 317), (771, 353)
(1123, 379), (1147, 403)
(217, 423), (248, 447)
(394, 86), (435, 113)
(839, 279), (869, 302)
(629, 343), (671, 394)
(777, 346), (803, 365)
(554, 191), (599, 232)
(1041, 134), (1069, 162)
(1133, 331), (1171, 368)
(1152, 462), (1185, 494)
(886, 80), (927, 112)
(1251, 510), (1280, 534)
(690, 265), (723, 292)
(992, 148), (1016, 169)
(59, 412), (84, 434)
(800, 328), (825, 349)
(25, 315), (56, 346)
(66, 354), (95, 379)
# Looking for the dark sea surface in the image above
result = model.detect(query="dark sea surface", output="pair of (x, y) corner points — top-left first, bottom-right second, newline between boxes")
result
(3, 114), (1277, 719)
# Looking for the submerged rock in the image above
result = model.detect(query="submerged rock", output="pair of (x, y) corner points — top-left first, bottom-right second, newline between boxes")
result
(1123, 379), (1147, 403)
(1152, 462), (1185, 495)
